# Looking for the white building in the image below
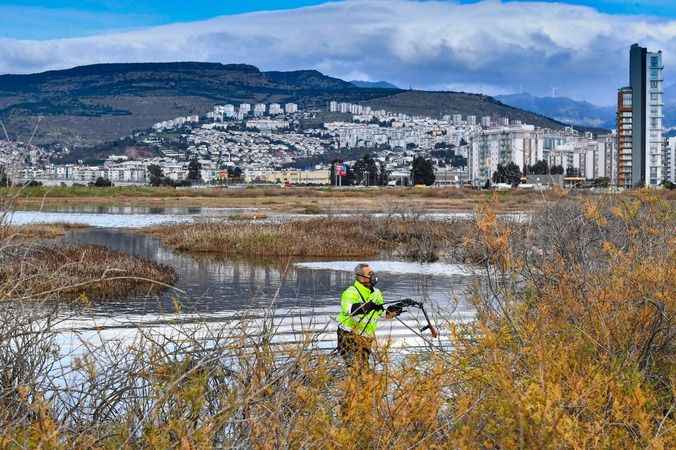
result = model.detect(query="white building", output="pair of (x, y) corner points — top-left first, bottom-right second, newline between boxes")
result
(269, 103), (283, 115)
(254, 104), (267, 116)
(468, 124), (543, 185)
(285, 103), (298, 114)
(246, 119), (289, 131)
(666, 137), (676, 183)
(239, 103), (251, 115)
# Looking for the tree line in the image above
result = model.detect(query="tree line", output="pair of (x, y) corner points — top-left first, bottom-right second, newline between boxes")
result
(330, 154), (436, 186)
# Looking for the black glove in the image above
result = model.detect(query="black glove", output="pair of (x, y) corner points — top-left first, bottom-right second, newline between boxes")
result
(386, 305), (403, 316)
(350, 302), (384, 315)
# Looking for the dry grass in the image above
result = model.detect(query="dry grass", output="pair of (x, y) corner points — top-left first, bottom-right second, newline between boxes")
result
(0, 244), (177, 301)
(226, 212), (269, 221)
(7, 185), (577, 213)
(144, 216), (471, 261)
(0, 223), (88, 241)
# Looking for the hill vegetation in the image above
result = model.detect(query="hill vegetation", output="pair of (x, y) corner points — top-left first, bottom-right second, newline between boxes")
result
(1, 62), (573, 146)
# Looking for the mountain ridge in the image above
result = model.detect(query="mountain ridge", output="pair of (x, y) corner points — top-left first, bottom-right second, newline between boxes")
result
(495, 93), (616, 129)
(350, 80), (399, 89)
(0, 62), (591, 146)
(497, 90), (676, 130)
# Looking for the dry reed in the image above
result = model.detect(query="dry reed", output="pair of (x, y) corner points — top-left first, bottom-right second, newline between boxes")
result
(0, 223), (89, 241)
(145, 216), (471, 261)
(0, 244), (177, 301)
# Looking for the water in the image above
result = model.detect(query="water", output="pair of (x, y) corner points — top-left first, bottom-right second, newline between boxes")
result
(7, 206), (260, 228)
(50, 227), (476, 354)
(7, 206), (529, 228)
(6, 206), (480, 356)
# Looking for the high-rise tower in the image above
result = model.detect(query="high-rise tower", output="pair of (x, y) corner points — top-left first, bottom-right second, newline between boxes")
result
(616, 87), (633, 188)
(628, 44), (664, 187)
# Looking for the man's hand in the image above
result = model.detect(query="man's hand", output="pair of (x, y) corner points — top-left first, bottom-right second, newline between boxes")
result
(351, 302), (384, 315)
(385, 304), (402, 319)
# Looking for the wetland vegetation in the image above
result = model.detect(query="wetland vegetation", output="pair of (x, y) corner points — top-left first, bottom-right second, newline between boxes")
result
(0, 244), (176, 302)
(0, 189), (673, 448)
(143, 216), (473, 262)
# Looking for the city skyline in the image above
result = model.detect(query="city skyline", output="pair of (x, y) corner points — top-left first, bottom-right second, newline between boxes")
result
(0, 0), (674, 105)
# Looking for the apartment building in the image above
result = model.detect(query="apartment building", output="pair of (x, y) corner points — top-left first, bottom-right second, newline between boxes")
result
(616, 44), (664, 187)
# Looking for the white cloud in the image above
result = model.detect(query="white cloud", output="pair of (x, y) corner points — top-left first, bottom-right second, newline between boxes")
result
(1, 0), (674, 105)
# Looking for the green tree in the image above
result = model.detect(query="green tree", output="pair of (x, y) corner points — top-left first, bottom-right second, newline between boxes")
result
(0, 166), (10, 187)
(528, 160), (549, 175)
(188, 159), (202, 182)
(147, 165), (176, 187)
(148, 164), (163, 179)
(92, 177), (113, 187)
(377, 161), (390, 186)
(550, 165), (564, 175)
(492, 162), (522, 186)
(411, 157), (435, 186)
(147, 164), (164, 186)
(352, 154), (379, 186)
(227, 166), (242, 179)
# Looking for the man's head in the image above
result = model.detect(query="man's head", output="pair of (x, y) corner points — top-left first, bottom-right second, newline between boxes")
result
(355, 263), (378, 288)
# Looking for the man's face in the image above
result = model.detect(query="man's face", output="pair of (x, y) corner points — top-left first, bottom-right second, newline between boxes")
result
(357, 266), (375, 286)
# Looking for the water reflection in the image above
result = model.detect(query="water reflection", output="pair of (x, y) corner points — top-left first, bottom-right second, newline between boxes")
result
(8, 207), (260, 228)
(62, 228), (475, 319)
(20, 205), (255, 216)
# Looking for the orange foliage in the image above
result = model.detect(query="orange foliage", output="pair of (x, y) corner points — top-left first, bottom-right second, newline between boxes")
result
(0, 192), (673, 448)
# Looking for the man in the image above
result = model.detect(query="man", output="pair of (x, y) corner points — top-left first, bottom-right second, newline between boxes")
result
(336, 263), (402, 367)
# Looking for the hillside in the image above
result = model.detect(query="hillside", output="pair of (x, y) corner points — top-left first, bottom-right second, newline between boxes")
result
(495, 93), (616, 129)
(0, 62), (574, 146)
(350, 80), (399, 89)
(365, 91), (569, 130)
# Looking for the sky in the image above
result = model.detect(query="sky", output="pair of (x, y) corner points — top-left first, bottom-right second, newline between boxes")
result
(0, 0), (674, 105)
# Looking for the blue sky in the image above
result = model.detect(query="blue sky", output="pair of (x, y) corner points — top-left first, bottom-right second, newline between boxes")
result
(1, 0), (673, 39)
(0, 1), (333, 39)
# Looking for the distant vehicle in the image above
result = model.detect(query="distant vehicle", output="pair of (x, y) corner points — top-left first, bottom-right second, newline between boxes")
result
(494, 183), (512, 191)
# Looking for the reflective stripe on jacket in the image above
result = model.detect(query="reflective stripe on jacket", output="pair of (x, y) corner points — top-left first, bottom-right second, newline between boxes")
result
(336, 280), (384, 337)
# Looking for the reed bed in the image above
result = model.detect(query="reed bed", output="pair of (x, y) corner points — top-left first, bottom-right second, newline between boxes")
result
(0, 244), (176, 301)
(0, 223), (88, 241)
(145, 216), (472, 261)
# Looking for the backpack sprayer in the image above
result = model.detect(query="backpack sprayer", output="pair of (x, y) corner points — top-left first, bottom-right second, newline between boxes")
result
(382, 298), (439, 338)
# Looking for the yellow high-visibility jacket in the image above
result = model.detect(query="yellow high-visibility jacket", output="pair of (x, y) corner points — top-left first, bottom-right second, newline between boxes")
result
(336, 280), (385, 337)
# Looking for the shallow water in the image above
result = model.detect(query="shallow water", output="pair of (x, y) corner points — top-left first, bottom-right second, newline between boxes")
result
(8, 206), (528, 228)
(7, 207), (258, 228)
(50, 226), (477, 355)
(5, 205), (481, 357)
